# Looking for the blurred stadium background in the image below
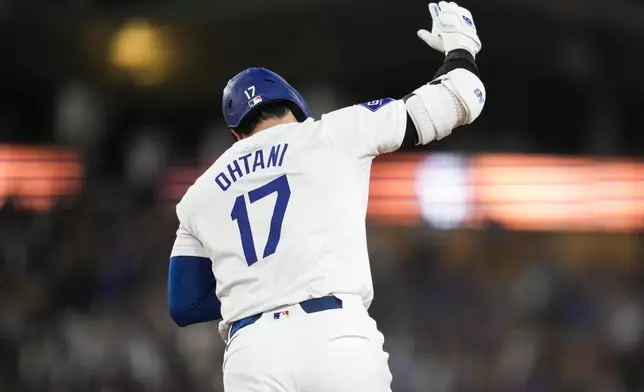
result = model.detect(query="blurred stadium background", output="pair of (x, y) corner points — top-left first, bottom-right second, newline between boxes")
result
(1, 0), (644, 391)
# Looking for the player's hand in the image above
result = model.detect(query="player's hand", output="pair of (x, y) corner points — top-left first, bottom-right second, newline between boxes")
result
(417, 2), (482, 58)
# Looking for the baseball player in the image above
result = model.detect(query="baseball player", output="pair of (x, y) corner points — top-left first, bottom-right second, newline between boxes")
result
(168, 2), (484, 391)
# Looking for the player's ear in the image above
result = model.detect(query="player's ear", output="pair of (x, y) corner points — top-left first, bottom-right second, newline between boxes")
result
(230, 129), (243, 141)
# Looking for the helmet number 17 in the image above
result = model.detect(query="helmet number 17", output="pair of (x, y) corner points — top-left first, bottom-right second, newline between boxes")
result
(243, 86), (256, 100)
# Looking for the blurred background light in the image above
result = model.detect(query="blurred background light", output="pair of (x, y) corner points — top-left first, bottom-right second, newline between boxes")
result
(109, 19), (171, 85)
(0, 145), (83, 211)
(415, 153), (469, 230)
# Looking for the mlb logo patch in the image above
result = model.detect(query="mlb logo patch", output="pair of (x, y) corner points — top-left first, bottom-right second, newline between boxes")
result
(359, 98), (394, 112)
(273, 310), (290, 320)
(462, 15), (474, 27)
(248, 95), (263, 108)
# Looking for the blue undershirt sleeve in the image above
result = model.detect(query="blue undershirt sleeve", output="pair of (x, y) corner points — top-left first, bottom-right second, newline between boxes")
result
(168, 256), (222, 327)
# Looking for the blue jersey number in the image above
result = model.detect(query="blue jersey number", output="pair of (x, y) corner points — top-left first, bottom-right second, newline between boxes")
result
(230, 175), (291, 266)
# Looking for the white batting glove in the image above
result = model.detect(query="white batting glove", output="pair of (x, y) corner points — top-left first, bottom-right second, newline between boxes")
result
(417, 2), (482, 58)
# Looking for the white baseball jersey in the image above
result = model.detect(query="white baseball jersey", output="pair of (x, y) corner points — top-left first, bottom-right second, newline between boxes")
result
(170, 99), (407, 339)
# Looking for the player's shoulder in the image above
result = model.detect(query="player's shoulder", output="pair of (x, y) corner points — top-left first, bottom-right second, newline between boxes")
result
(176, 148), (236, 211)
(317, 98), (405, 137)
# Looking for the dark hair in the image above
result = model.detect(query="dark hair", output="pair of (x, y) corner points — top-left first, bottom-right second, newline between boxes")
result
(233, 101), (299, 136)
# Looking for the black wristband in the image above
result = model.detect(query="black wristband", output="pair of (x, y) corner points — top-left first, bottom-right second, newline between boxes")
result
(445, 49), (476, 64)
(432, 49), (478, 81)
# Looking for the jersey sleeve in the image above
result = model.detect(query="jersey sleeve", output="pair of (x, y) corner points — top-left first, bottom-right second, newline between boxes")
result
(168, 205), (221, 327)
(171, 197), (209, 258)
(168, 225), (221, 326)
(171, 221), (208, 258)
(319, 98), (408, 159)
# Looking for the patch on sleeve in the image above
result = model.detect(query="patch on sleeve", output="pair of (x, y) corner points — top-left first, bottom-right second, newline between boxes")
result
(359, 98), (394, 112)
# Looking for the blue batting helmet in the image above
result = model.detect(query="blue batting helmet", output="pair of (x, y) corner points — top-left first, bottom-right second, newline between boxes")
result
(222, 67), (313, 128)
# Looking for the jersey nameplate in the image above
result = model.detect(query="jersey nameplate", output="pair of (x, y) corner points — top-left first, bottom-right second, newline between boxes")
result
(215, 143), (289, 192)
(359, 98), (394, 112)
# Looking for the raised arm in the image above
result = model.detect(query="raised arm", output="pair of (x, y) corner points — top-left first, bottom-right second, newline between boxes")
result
(319, 2), (485, 159)
(403, 1), (485, 146)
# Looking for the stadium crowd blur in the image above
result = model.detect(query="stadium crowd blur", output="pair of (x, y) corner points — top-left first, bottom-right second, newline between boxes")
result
(3, 196), (644, 392)
(2, 0), (644, 391)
